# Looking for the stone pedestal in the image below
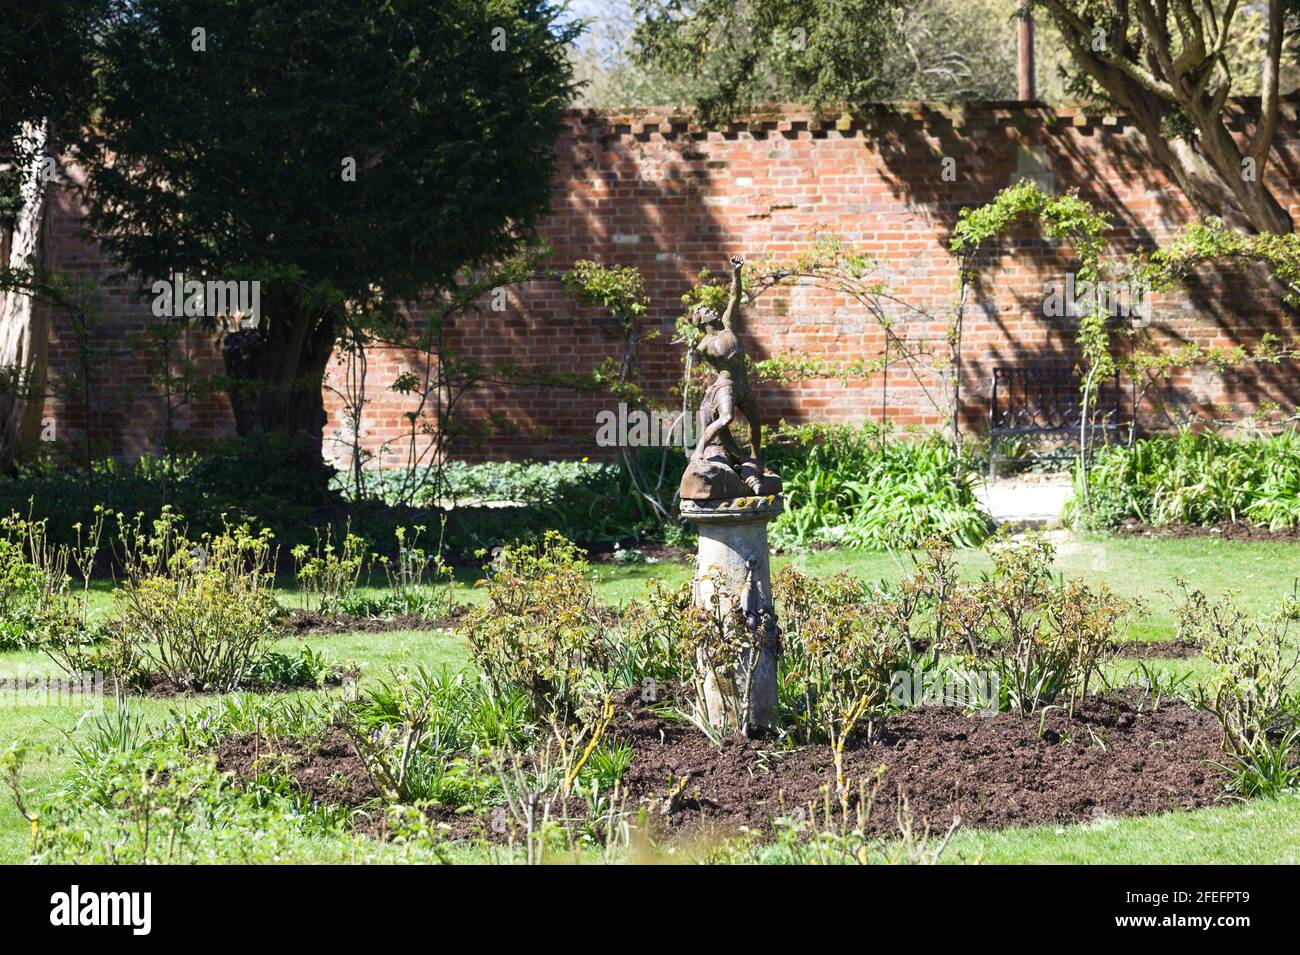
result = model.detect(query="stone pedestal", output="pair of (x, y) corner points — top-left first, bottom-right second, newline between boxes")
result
(680, 494), (783, 732)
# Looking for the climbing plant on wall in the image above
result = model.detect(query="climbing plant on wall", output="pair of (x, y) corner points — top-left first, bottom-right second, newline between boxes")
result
(951, 180), (1300, 509)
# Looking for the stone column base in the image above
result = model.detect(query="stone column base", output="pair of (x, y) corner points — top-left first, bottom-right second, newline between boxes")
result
(680, 494), (783, 732)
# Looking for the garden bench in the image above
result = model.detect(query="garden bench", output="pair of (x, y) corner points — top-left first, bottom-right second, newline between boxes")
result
(987, 366), (1128, 477)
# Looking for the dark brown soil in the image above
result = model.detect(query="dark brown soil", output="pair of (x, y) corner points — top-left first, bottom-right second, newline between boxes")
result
(1110, 520), (1300, 542)
(1114, 639), (1203, 659)
(216, 687), (1228, 843)
(607, 688), (1225, 840)
(211, 728), (378, 810)
(107, 667), (351, 698)
(278, 604), (470, 636)
(586, 542), (693, 564)
(105, 673), (309, 698)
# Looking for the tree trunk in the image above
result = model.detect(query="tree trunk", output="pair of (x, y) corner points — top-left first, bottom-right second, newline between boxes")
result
(1116, 89), (1293, 235)
(1039, 0), (1294, 235)
(221, 297), (336, 492)
(0, 121), (54, 472)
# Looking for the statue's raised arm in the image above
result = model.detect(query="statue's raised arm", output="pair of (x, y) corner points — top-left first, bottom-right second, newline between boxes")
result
(719, 255), (744, 331)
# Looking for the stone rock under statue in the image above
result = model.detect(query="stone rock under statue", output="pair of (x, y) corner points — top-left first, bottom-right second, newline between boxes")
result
(678, 256), (783, 733)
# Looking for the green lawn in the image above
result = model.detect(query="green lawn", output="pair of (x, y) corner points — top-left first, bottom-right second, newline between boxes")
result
(599, 532), (1300, 643)
(2, 531), (1297, 865)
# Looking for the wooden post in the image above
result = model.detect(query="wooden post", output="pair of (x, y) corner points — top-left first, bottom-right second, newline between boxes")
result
(1018, 2), (1036, 101)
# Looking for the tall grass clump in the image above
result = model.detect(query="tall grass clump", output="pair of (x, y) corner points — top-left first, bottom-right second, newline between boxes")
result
(766, 423), (991, 551)
(1066, 427), (1300, 530)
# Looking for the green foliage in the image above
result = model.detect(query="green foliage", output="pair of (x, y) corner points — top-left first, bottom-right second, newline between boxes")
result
(421, 458), (670, 550)
(0, 0), (105, 150)
(951, 180), (1110, 264)
(953, 180), (1115, 378)
(112, 510), (280, 691)
(9, 744), (336, 864)
(0, 436), (326, 547)
(766, 423), (991, 550)
(80, 0), (578, 451)
(0, 533), (44, 650)
(608, 579), (695, 690)
(579, 739), (635, 791)
(331, 523), (458, 620)
(291, 525), (368, 615)
(464, 532), (609, 720)
(0, 510), (103, 662)
(86, 0), (578, 298)
(562, 261), (650, 324)
(939, 535), (1135, 715)
(774, 566), (911, 756)
(249, 646), (342, 690)
(1178, 583), (1300, 797)
(1136, 218), (1300, 308)
(631, 0), (898, 122)
(341, 667), (525, 807)
(1067, 429), (1300, 530)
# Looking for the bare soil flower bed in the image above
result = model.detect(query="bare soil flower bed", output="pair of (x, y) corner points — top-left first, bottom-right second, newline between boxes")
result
(1114, 639), (1203, 659)
(608, 688), (1225, 839)
(213, 688), (1227, 843)
(1111, 521), (1300, 542)
(278, 606), (470, 636)
(106, 672), (339, 698)
(213, 729), (378, 810)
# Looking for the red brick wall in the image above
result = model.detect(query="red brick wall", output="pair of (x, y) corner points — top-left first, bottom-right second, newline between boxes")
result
(42, 101), (1300, 466)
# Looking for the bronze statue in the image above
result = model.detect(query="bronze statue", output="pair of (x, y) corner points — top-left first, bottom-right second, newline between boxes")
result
(679, 256), (782, 501)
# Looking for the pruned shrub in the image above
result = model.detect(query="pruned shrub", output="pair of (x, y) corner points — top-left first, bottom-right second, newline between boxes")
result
(1179, 584), (1300, 796)
(290, 525), (368, 616)
(463, 532), (607, 720)
(1, 511), (104, 666)
(938, 535), (1133, 715)
(112, 510), (279, 691)
(775, 566), (913, 801)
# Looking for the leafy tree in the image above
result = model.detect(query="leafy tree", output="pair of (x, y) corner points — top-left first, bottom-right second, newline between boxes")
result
(628, 0), (1072, 113)
(630, 1), (1300, 234)
(631, 0), (900, 120)
(80, 0), (578, 482)
(1031, 1), (1300, 234)
(0, 1), (108, 470)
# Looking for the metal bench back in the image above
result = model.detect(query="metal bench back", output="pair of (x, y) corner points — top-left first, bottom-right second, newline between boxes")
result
(987, 366), (1126, 475)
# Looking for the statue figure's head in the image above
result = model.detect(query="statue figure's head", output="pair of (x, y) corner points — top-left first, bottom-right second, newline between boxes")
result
(691, 303), (721, 329)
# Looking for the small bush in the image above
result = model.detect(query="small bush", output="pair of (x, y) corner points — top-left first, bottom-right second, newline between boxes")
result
(1, 511), (104, 664)
(112, 510), (280, 691)
(1179, 584), (1300, 796)
(0, 529), (46, 650)
(291, 526), (367, 616)
(370, 523), (454, 618)
(938, 535), (1134, 715)
(775, 566), (913, 801)
(463, 532), (607, 720)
